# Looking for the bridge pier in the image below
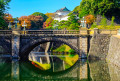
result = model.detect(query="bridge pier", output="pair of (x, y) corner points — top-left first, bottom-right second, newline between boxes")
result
(11, 59), (19, 80)
(77, 37), (81, 58)
(80, 36), (88, 58)
(12, 31), (20, 59)
(77, 36), (88, 58)
(77, 60), (89, 80)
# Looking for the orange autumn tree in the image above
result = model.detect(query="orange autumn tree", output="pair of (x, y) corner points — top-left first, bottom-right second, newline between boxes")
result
(19, 15), (44, 29)
(18, 16), (31, 29)
(28, 15), (43, 22)
(4, 14), (14, 23)
(85, 15), (95, 28)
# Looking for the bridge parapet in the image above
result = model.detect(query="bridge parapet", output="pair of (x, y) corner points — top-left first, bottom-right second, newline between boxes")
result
(0, 30), (12, 35)
(20, 30), (83, 36)
(18, 29), (119, 36)
(93, 28), (117, 35)
(0, 29), (118, 36)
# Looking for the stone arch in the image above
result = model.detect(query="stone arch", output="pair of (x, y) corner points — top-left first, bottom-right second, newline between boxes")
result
(20, 37), (79, 60)
(0, 39), (11, 53)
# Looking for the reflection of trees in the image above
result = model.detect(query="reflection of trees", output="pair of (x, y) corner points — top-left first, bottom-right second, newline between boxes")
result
(0, 62), (11, 80)
(29, 52), (51, 70)
(0, 58), (91, 80)
(57, 54), (79, 69)
(29, 52), (79, 72)
(20, 60), (85, 80)
(1, 58), (119, 80)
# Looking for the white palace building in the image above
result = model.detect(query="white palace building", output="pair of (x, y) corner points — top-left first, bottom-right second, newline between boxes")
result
(54, 7), (71, 21)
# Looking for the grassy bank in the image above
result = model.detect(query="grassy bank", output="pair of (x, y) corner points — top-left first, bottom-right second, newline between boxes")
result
(90, 25), (120, 29)
(53, 44), (75, 53)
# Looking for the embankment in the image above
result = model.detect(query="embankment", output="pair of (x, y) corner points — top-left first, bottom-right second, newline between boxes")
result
(106, 35), (120, 67)
(89, 34), (111, 59)
(89, 34), (120, 67)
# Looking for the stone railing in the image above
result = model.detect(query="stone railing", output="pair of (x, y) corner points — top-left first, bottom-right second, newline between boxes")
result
(93, 29), (118, 35)
(20, 29), (118, 35)
(20, 30), (81, 35)
(0, 30), (12, 35)
(0, 29), (119, 36)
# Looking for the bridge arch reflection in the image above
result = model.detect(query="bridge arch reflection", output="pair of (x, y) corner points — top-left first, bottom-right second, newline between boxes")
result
(20, 59), (82, 80)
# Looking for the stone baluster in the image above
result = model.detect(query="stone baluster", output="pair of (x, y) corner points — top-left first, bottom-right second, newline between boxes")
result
(94, 28), (99, 35)
(64, 28), (66, 35)
(117, 29), (120, 35)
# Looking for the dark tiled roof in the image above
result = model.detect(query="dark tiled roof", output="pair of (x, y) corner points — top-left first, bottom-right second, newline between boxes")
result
(56, 7), (70, 12)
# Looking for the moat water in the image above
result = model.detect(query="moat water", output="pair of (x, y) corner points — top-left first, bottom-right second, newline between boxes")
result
(0, 52), (119, 81)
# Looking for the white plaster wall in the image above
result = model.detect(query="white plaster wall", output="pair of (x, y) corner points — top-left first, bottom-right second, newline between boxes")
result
(54, 16), (69, 22)
(57, 12), (70, 16)
(61, 16), (69, 21)
(54, 18), (61, 22)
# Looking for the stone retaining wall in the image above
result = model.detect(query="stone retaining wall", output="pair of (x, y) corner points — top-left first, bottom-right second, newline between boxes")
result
(89, 34), (120, 67)
(106, 35), (120, 67)
(89, 34), (111, 59)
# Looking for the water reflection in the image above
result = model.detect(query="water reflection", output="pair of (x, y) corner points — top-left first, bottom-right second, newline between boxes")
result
(11, 59), (19, 80)
(89, 60), (110, 81)
(0, 56), (120, 81)
(29, 52), (79, 72)
(107, 62), (120, 81)
(0, 57), (11, 80)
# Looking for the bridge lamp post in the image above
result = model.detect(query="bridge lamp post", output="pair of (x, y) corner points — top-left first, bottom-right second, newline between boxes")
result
(14, 19), (19, 30)
(81, 17), (86, 28)
(8, 22), (12, 30)
(22, 21), (27, 34)
(22, 21), (27, 30)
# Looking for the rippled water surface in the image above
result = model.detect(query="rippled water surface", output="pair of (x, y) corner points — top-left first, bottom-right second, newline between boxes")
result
(0, 53), (120, 81)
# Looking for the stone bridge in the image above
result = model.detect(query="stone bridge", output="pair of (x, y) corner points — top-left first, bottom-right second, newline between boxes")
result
(20, 30), (90, 60)
(0, 29), (118, 60)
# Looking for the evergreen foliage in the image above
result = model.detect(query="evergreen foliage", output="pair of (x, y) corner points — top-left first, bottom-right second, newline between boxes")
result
(110, 16), (115, 27)
(91, 22), (98, 29)
(73, 0), (120, 18)
(32, 12), (48, 22)
(100, 16), (107, 28)
(0, 0), (11, 29)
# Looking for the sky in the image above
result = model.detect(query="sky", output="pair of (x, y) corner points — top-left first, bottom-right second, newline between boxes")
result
(8, 0), (81, 18)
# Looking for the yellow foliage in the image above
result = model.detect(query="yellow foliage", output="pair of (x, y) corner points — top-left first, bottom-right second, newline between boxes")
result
(65, 54), (79, 66)
(59, 54), (79, 66)
(46, 17), (54, 24)
(64, 45), (71, 52)
(53, 44), (71, 52)
(45, 13), (55, 18)
(97, 25), (120, 29)
(31, 61), (51, 70)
